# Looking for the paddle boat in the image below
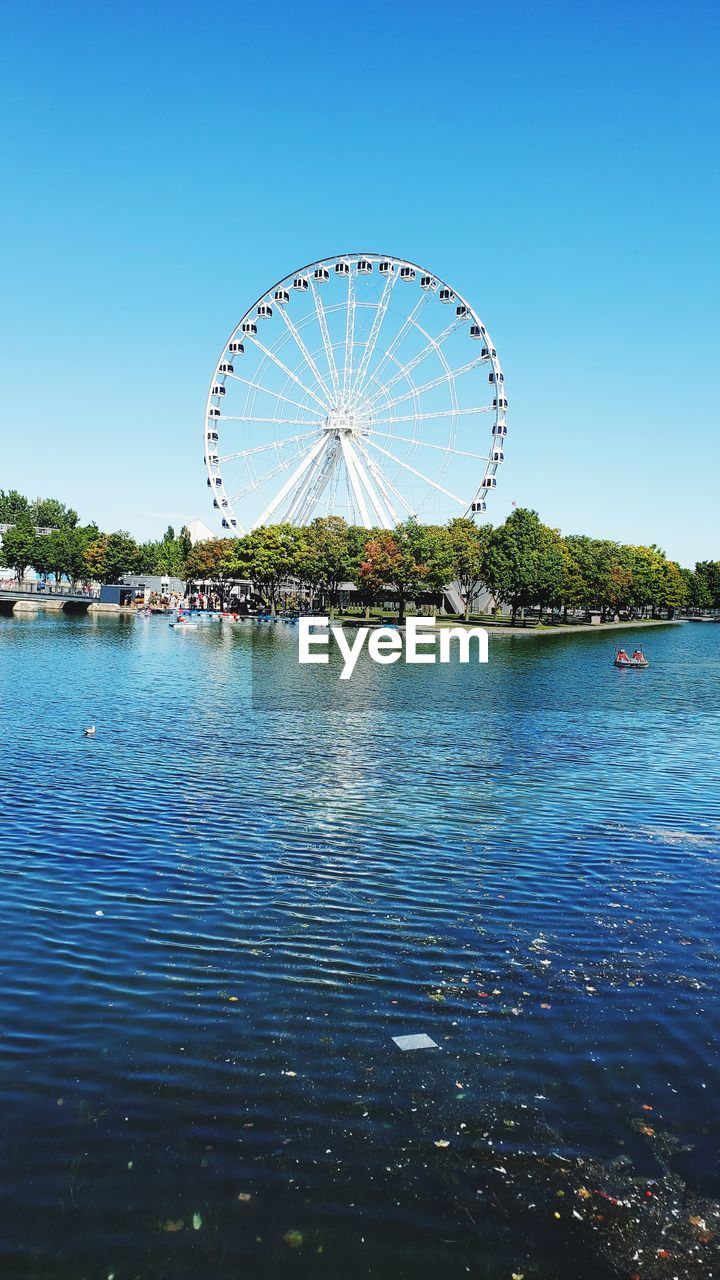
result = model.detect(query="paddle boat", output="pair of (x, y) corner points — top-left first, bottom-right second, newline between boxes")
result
(170, 614), (199, 630)
(614, 645), (649, 668)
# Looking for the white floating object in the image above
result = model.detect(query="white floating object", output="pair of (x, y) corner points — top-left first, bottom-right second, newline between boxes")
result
(392, 1033), (439, 1051)
(84, 725), (96, 737)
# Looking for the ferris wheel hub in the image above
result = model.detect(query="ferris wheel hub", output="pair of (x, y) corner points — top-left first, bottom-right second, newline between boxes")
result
(324, 406), (364, 435)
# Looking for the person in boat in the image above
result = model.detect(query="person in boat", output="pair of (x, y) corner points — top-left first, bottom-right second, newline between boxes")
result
(616, 648), (630, 662)
(632, 649), (645, 662)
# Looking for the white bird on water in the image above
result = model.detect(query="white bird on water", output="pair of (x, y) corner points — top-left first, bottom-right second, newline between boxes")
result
(84, 725), (96, 737)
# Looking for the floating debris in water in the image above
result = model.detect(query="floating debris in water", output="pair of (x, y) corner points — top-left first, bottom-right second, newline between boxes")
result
(392, 1033), (439, 1051)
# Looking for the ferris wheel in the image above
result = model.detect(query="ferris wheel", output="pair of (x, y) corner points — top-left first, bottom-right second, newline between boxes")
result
(204, 253), (507, 533)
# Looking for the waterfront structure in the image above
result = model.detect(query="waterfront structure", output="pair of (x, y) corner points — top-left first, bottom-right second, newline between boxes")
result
(203, 254), (507, 533)
(119, 574), (185, 600)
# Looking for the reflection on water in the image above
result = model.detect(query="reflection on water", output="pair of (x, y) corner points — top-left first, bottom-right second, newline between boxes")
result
(0, 614), (719, 1279)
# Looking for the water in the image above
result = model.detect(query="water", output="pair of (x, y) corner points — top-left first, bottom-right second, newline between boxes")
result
(1, 614), (719, 1279)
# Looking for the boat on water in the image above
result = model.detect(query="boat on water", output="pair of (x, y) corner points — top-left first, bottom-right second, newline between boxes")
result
(170, 616), (199, 630)
(614, 645), (649, 668)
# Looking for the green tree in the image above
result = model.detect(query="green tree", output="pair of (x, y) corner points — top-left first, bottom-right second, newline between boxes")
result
(483, 508), (547, 623)
(695, 561), (720, 609)
(1, 513), (37, 581)
(30, 497), (78, 529)
(83, 531), (140, 584)
(534, 523), (566, 619)
(657, 559), (688, 617)
(295, 516), (353, 614)
(233, 524), (307, 614)
(686, 567), (712, 612)
(447, 517), (492, 619)
(184, 538), (240, 608)
(43, 527), (88, 585)
(0, 490), (30, 523)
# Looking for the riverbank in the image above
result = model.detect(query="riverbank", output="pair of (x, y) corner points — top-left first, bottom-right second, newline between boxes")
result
(337, 615), (681, 636)
(488, 617), (681, 638)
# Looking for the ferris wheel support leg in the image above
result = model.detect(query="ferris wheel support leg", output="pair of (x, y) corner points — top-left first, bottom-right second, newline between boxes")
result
(354, 439), (408, 524)
(285, 437), (338, 525)
(338, 433), (372, 529)
(343, 438), (394, 529)
(252, 435), (328, 528)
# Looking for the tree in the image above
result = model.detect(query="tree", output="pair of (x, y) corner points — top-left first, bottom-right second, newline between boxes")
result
(483, 508), (547, 623)
(43, 527), (88, 585)
(357, 519), (454, 623)
(30, 497), (78, 529)
(447, 517), (492, 619)
(0, 490), (29, 523)
(686, 567), (712, 612)
(83, 531), (140, 584)
(296, 516), (353, 613)
(1, 513), (37, 581)
(233, 524), (306, 614)
(695, 561), (720, 609)
(657, 559), (688, 617)
(534, 523), (566, 618)
(183, 538), (239, 608)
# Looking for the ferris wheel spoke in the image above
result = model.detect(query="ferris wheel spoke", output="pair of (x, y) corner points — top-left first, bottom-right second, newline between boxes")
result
(371, 357), (492, 414)
(309, 279), (341, 397)
(353, 288), (431, 401)
(363, 437), (468, 508)
(342, 268), (357, 401)
(252, 434), (330, 527)
(275, 304), (335, 405)
(353, 439), (413, 521)
(225, 372), (320, 419)
(220, 429), (321, 465)
(246, 335), (331, 414)
(350, 270), (399, 399)
(371, 406), (489, 427)
(227, 444), (315, 504)
(367, 429), (489, 461)
(219, 415), (320, 428)
(365, 318), (462, 407)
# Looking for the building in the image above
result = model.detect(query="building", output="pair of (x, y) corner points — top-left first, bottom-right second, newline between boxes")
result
(120, 574), (185, 600)
(185, 518), (214, 545)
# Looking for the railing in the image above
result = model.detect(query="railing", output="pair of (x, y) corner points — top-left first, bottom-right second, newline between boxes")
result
(0, 584), (100, 600)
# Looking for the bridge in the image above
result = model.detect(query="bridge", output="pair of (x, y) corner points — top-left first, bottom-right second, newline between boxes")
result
(0, 587), (119, 615)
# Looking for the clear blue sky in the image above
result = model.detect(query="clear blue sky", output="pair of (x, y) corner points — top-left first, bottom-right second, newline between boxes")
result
(1, 0), (718, 565)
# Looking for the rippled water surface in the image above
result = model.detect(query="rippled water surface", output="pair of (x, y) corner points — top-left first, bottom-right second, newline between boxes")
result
(1, 614), (719, 1280)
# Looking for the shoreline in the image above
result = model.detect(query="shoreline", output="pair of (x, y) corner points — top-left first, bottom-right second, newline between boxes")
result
(335, 616), (682, 637)
(486, 618), (682, 638)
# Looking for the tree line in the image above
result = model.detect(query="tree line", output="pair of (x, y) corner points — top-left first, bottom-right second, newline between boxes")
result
(0, 490), (191, 585)
(184, 510), (716, 621)
(2, 489), (718, 619)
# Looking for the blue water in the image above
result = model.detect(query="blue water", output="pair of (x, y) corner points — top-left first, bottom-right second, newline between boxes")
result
(1, 614), (719, 1280)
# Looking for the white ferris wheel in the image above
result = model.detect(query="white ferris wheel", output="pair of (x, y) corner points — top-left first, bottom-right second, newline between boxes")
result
(204, 253), (507, 533)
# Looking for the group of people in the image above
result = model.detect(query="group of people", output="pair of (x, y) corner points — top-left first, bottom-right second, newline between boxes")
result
(616, 648), (646, 663)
